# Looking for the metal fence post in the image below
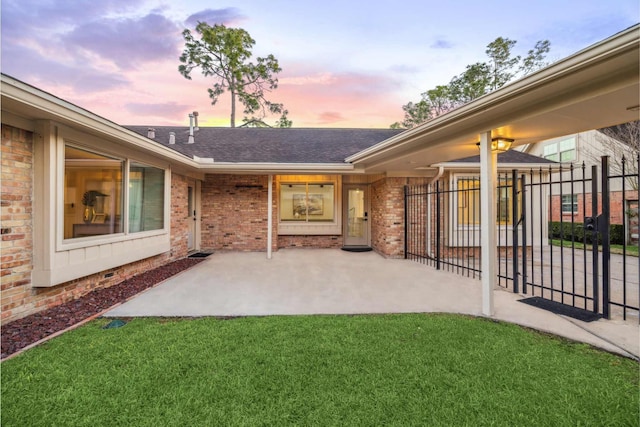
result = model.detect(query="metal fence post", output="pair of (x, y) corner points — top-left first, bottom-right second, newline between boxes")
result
(590, 165), (599, 314)
(601, 156), (611, 319)
(436, 180), (441, 270)
(520, 173), (527, 295)
(511, 170), (519, 293)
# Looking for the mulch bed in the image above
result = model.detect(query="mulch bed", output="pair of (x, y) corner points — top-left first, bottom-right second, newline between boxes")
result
(1, 258), (204, 359)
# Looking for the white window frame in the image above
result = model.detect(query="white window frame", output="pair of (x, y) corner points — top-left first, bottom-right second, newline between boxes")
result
(277, 175), (342, 235)
(33, 121), (172, 287)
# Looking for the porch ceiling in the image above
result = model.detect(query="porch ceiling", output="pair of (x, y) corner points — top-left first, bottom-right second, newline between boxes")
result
(349, 25), (639, 176)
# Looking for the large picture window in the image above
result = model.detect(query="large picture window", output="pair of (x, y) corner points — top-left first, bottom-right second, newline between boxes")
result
(64, 146), (124, 239)
(64, 145), (166, 239)
(280, 183), (335, 222)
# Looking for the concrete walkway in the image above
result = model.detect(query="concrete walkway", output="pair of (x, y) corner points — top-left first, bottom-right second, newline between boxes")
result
(106, 249), (639, 359)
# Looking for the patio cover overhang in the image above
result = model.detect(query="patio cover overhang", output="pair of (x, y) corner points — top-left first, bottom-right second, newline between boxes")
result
(347, 25), (639, 176)
(348, 25), (639, 316)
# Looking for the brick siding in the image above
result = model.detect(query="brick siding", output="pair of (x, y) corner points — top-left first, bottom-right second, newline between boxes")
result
(277, 235), (342, 249)
(371, 177), (407, 258)
(201, 174), (276, 252)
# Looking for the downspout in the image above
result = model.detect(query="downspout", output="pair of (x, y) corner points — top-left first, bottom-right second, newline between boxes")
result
(267, 175), (273, 259)
(426, 167), (444, 258)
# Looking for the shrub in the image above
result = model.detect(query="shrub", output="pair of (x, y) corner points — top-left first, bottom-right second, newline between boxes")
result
(548, 221), (625, 245)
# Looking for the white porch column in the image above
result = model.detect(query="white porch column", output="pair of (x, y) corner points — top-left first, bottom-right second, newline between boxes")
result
(267, 174), (273, 259)
(479, 131), (497, 316)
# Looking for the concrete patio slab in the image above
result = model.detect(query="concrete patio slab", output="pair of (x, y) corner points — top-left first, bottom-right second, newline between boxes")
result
(105, 249), (639, 359)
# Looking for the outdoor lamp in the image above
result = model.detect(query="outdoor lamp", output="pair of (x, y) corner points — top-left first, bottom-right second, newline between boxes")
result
(476, 137), (514, 153)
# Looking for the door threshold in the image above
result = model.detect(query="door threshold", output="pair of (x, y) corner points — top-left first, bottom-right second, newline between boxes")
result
(341, 246), (373, 252)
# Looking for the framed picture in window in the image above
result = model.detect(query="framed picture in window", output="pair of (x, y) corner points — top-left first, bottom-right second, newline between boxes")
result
(92, 213), (107, 224)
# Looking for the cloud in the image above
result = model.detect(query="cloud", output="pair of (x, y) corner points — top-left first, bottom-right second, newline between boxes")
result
(1, 44), (129, 93)
(431, 39), (453, 49)
(1, 0), (146, 42)
(125, 101), (191, 118)
(317, 112), (346, 124)
(63, 13), (182, 70)
(185, 8), (245, 28)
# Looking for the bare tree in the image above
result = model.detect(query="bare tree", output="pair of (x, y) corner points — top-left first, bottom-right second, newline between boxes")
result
(595, 120), (640, 189)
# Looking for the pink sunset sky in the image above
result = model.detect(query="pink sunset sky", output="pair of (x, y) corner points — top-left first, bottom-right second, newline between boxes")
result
(2, 0), (638, 128)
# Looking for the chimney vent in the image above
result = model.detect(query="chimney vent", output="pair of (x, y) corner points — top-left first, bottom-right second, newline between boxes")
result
(147, 128), (155, 139)
(188, 113), (195, 144)
(193, 111), (199, 131)
(169, 132), (175, 145)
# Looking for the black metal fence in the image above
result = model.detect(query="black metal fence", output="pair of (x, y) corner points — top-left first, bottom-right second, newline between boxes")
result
(405, 155), (640, 322)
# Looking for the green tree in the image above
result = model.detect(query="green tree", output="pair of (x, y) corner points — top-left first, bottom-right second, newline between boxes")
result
(394, 36), (550, 129)
(179, 22), (287, 127)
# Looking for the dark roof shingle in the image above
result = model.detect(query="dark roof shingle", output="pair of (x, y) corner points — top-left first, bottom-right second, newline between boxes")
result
(124, 126), (404, 163)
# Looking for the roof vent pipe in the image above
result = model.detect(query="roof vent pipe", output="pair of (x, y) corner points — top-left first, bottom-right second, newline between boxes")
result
(147, 128), (155, 139)
(169, 132), (175, 145)
(193, 111), (199, 131)
(188, 113), (195, 144)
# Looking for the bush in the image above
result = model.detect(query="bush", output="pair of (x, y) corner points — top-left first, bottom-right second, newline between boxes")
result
(548, 221), (625, 245)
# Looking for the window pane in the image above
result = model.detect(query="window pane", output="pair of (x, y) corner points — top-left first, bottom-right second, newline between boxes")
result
(280, 184), (307, 221)
(559, 138), (575, 151)
(544, 153), (559, 161)
(560, 150), (576, 162)
(308, 184), (334, 222)
(64, 146), (123, 239)
(129, 162), (165, 232)
(561, 194), (578, 213)
(543, 144), (557, 156)
(457, 178), (480, 225)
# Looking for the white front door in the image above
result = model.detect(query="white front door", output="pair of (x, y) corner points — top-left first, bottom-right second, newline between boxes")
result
(343, 185), (370, 247)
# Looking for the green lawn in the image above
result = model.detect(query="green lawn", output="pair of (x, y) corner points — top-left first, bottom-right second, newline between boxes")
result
(2, 314), (638, 426)
(550, 239), (639, 256)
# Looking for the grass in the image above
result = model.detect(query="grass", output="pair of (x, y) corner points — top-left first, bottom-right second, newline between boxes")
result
(550, 239), (639, 256)
(2, 314), (638, 426)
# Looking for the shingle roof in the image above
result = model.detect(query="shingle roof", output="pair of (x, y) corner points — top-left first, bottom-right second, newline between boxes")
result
(124, 126), (404, 163)
(446, 149), (556, 164)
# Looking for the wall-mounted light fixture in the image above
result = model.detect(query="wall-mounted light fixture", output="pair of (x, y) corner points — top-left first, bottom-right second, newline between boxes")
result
(476, 137), (514, 153)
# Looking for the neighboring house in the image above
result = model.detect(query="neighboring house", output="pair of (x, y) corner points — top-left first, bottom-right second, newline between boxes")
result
(521, 128), (639, 242)
(1, 25), (637, 324)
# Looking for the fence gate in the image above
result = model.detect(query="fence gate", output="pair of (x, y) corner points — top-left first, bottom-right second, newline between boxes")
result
(404, 156), (639, 322)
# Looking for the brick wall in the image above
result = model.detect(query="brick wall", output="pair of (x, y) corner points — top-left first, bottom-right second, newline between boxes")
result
(277, 235), (342, 249)
(549, 192), (637, 224)
(201, 174), (276, 252)
(371, 177), (407, 258)
(1, 125), (34, 323)
(1, 124), (190, 324)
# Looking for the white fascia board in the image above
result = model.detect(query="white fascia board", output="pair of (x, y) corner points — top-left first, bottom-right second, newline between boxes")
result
(345, 25), (639, 164)
(1, 75), (198, 168)
(432, 162), (558, 170)
(197, 162), (360, 174)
